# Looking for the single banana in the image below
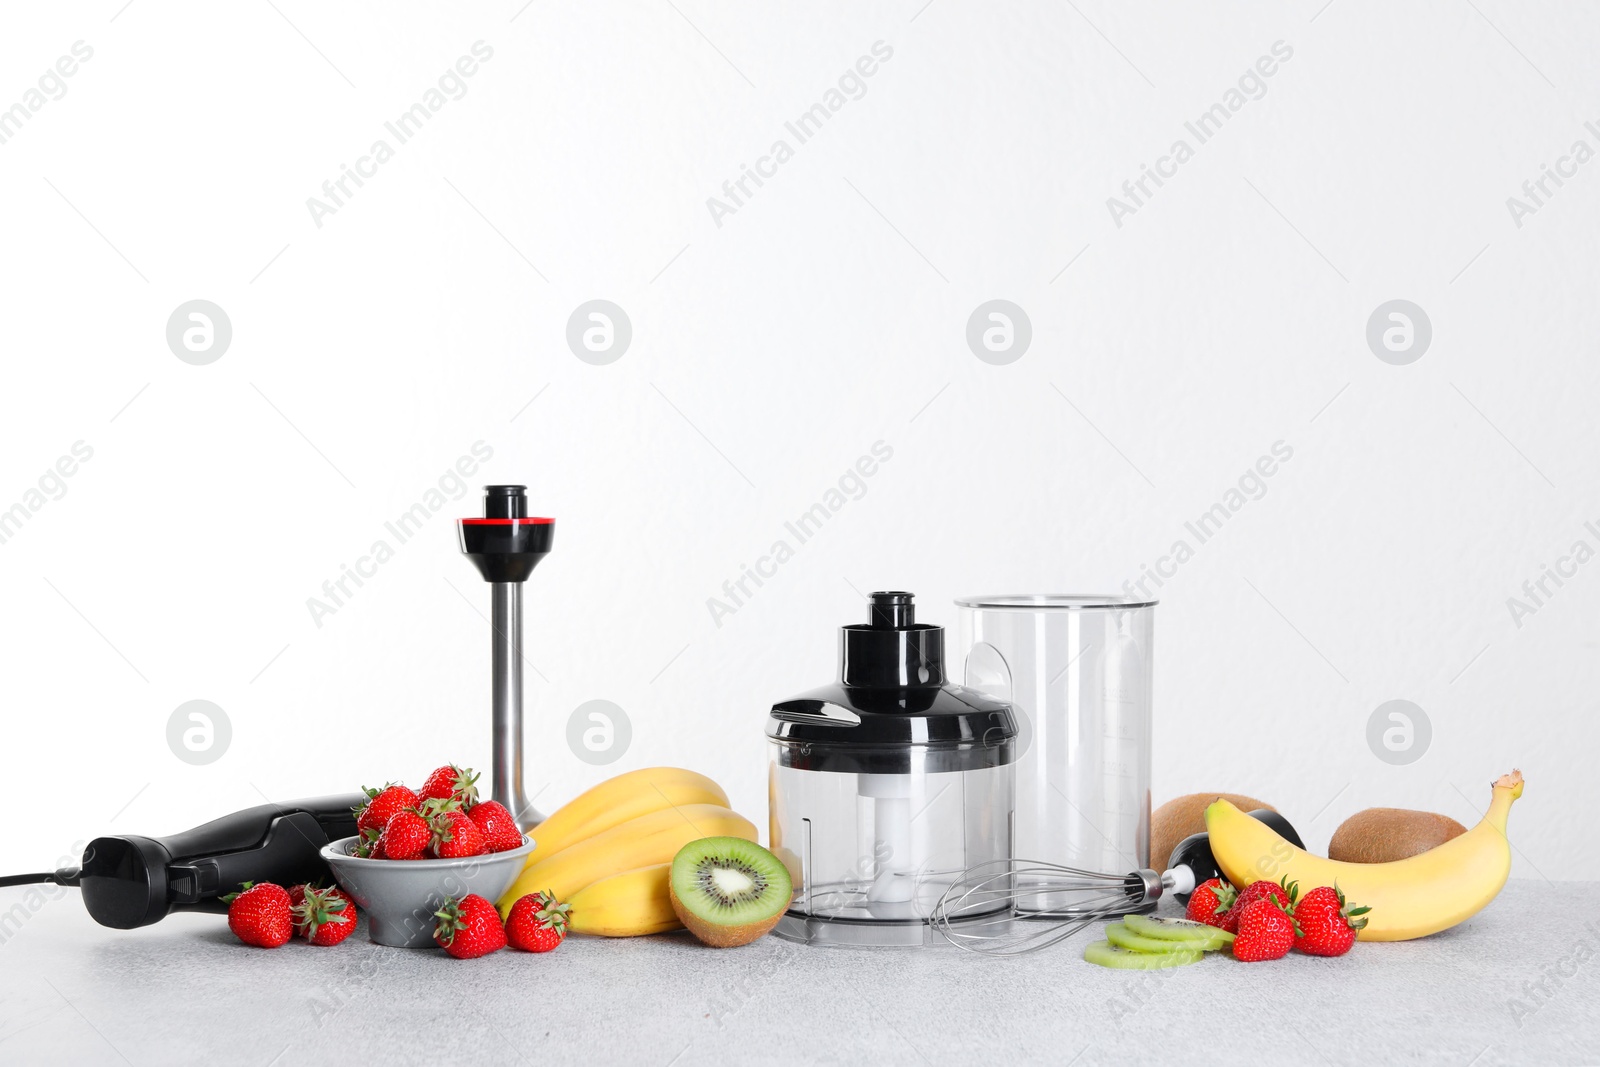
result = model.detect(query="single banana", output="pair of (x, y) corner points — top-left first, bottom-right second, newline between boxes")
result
(523, 767), (729, 860)
(499, 803), (757, 916)
(567, 864), (680, 937)
(1205, 770), (1524, 941)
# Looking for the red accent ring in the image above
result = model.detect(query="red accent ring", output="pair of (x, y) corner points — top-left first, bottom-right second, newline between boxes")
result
(458, 518), (555, 525)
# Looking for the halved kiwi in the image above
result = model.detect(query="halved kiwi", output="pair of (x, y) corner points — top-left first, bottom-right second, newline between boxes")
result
(1083, 939), (1203, 969)
(669, 836), (793, 948)
(1123, 913), (1234, 948)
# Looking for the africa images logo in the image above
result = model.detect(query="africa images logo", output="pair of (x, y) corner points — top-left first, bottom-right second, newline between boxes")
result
(1105, 40), (1294, 228)
(305, 42), (495, 228)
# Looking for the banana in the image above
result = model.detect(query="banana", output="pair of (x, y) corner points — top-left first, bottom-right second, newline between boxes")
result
(498, 803), (757, 916)
(1205, 770), (1524, 941)
(523, 767), (729, 860)
(567, 864), (680, 937)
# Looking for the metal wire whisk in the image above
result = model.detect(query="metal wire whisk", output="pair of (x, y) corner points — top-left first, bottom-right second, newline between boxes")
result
(930, 859), (1191, 956)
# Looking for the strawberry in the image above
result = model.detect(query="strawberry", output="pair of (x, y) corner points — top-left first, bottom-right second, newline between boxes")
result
(224, 882), (293, 948)
(293, 885), (358, 946)
(352, 826), (385, 858)
(1293, 884), (1370, 957)
(430, 808), (487, 858)
(380, 809), (432, 861)
(433, 894), (505, 958)
(1232, 897), (1299, 962)
(468, 800), (524, 853)
(505, 891), (570, 953)
(1185, 877), (1239, 933)
(1235, 876), (1298, 915)
(420, 765), (480, 807)
(356, 783), (420, 833)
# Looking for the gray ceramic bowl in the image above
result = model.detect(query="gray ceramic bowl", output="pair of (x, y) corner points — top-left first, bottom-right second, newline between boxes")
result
(321, 834), (536, 948)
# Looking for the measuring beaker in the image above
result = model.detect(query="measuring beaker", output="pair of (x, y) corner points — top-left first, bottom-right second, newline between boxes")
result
(956, 595), (1154, 913)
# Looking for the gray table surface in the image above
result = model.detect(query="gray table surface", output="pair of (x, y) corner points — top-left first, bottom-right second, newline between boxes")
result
(0, 879), (1591, 1066)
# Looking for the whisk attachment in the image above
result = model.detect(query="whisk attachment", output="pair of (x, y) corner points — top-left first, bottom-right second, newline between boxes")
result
(929, 859), (1195, 956)
(930, 813), (1310, 956)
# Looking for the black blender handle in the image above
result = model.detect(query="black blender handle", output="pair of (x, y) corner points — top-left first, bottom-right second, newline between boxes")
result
(156, 793), (362, 862)
(79, 793), (364, 929)
(1167, 808), (1304, 905)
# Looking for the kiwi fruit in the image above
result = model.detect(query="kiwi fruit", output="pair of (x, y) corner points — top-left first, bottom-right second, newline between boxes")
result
(669, 836), (793, 948)
(1083, 939), (1203, 969)
(1150, 792), (1275, 872)
(1328, 807), (1467, 863)
(1104, 921), (1214, 954)
(1122, 913), (1234, 948)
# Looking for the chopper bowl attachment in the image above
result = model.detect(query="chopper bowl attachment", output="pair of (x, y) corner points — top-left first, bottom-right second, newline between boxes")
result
(766, 591), (1018, 947)
(458, 485), (554, 828)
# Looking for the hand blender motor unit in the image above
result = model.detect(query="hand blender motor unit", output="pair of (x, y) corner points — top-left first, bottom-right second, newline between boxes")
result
(0, 795), (364, 930)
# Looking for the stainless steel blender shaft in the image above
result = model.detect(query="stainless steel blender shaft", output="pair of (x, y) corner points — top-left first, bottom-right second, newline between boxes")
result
(459, 484), (553, 830)
(491, 581), (541, 826)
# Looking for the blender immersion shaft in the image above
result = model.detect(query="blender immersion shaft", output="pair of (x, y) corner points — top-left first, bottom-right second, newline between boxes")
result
(491, 582), (539, 825)
(459, 484), (554, 831)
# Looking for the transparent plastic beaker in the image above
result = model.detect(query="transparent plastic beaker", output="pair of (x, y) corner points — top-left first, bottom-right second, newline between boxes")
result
(956, 595), (1154, 912)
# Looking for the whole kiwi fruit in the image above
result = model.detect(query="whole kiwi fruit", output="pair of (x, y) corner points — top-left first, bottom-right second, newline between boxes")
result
(1150, 792), (1275, 872)
(1328, 807), (1467, 863)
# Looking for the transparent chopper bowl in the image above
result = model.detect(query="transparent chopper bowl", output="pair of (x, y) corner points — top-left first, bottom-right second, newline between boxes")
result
(767, 754), (1014, 946)
(957, 595), (1154, 913)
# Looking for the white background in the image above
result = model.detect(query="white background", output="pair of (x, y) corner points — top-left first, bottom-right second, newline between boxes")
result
(1, 1), (1594, 881)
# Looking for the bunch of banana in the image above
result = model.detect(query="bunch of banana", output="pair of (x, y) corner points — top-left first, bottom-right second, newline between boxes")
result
(567, 865), (677, 937)
(497, 767), (755, 936)
(1205, 769), (1524, 941)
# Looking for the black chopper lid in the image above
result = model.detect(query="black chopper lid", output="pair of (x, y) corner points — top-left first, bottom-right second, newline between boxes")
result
(766, 591), (1018, 775)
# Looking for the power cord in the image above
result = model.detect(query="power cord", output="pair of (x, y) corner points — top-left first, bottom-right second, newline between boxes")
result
(0, 869), (81, 888)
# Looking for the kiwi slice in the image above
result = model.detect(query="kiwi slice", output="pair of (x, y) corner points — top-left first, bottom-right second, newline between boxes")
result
(1083, 939), (1203, 969)
(1104, 921), (1213, 954)
(1123, 913), (1235, 947)
(669, 837), (793, 948)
